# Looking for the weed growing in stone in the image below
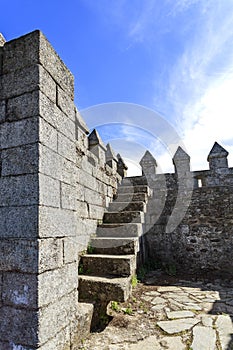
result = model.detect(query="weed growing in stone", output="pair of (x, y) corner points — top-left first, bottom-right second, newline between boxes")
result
(111, 301), (120, 312)
(131, 275), (138, 288)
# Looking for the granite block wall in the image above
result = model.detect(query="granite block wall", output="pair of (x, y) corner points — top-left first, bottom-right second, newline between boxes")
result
(0, 30), (121, 349)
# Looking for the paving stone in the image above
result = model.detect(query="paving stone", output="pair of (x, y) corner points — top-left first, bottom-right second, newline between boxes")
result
(215, 315), (233, 350)
(182, 303), (203, 311)
(151, 297), (167, 305)
(201, 315), (214, 327)
(159, 336), (186, 350)
(157, 318), (200, 334)
(157, 286), (182, 292)
(166, 310), (195, 319)
(144, 291), (160, 297)
(151, 304), (166, 311)
(191, 326), (216, 350)
(127, 335), (186, 350)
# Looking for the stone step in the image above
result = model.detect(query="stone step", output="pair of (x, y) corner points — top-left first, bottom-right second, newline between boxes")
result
(80, 254), (136, 277)
(103, 211), (144, 224)
(114, 192), (148, 203)
(96, 223), (143, 237)
(122, 176), (147, 186)
(108, 201), (146, 212)
(117, 185), (151, 195)
(90, 237), (139, 255)
(78, 275), (131, 303)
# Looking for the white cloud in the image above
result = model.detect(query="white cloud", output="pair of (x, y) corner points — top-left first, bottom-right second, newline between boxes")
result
(164, 0), (233, 171)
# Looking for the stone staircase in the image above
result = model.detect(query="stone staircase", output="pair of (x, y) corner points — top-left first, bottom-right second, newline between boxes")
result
(78, 175), (151, 329)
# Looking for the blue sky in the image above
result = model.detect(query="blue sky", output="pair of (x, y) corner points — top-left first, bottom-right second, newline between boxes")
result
(1, 0), (233, 174)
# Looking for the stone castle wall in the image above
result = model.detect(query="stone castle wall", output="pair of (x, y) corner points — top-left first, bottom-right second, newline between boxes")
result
(0, 31), (122, 350)
(143, 146), (233, 277)
(1, 30), (233, 349)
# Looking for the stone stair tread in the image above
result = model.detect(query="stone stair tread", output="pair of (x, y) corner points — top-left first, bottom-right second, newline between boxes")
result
(114, 192), (148, 203)
(118, 185), (151, 195)
(81, 254), (135, 259)
(90, 237), (139, 254)
(122, 176), (147, 186)
(79, 275), (131, 303)
(103, 211), (144, 224)
(80, 254), (136, 277)
(96, 223), (143, 237)
(108, 201), (146, 212)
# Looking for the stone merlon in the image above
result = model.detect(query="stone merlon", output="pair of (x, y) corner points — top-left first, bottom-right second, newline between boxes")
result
(140, 150), (157, 176)
(207, 142), (229, 170)
(106, 143), (118, 162)
(88, 129), (107, 151)
(173, 146), (190, 162)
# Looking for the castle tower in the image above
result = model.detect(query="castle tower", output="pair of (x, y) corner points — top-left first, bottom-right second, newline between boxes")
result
(207, 142), (229, 171)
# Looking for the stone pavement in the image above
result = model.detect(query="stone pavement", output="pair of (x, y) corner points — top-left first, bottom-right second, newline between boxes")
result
(79, 274), (233, 350)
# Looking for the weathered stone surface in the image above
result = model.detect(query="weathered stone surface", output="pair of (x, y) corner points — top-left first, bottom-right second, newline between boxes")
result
(0, 117), (39, 149)
(1, 64), (56, 102)
(0, 100), (6, 123)
(57, 85), (75, 120)
(191, 326), (216, 350)
(2, 31), (74, 98)
(39, 91), (75, 140)
(109, 201), (146, 212)
(89, 204), (105, 220)
(38, 238), (63, 272)
(39, 326), (70, 350)
(38, 31), (74, 99)
(79, 275), (131, 303)
(71, 303), (94, 350)
(1, 144), (39, 176)
(61, 182), (77, 210)
(39, 173), (60, 207)
(151, 296), (166, 305)
(39, 206), (76, 237)
(0, 174), (39, 206)
(38, 290), (78, 345)
(40, 117), (58, 152)
(103, 211), (144, 224)
(0, 240), (38, 273)
(84, 187), (104, 206)
(6, 91), (39, 121)
(90, 237), (138, 255)
(215, 315), (233, 350)
(157, 318), (199, 334)
(2, 272), (37, 308)
(96, 223), (142, 238)
(0, 306), (38, 346)
(0, 206), (38, 238)
(77, 200), (89, 218)
(58, 132), (76, 162)
(38, 263), (78, 307)
(39, 144), (77, 186)
(63, 236), (79, 264)
(127, 336), (185, 350)
(81, 254), (136, 277)
(166, 310), (195, 319)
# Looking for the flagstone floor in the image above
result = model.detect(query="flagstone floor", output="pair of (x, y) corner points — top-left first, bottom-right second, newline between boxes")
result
(79, 272), (233, 350)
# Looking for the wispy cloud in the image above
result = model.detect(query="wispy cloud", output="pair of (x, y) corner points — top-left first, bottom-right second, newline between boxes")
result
(165, 0), (233, 169)
(81, 0), (233, 173)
